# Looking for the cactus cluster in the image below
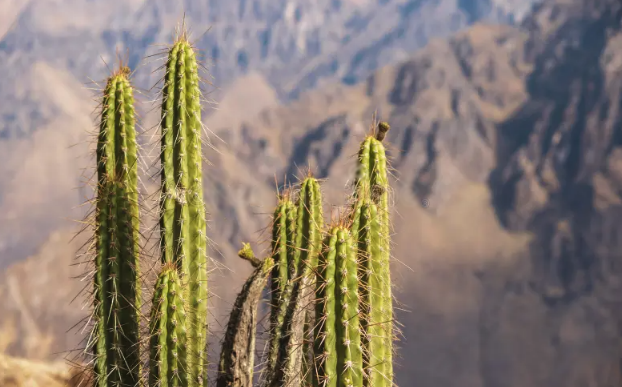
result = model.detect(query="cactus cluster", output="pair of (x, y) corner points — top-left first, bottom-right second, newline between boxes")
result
(83, 26), (397, 387)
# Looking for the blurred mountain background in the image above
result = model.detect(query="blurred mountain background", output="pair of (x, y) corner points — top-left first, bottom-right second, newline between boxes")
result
(2, 0), (622, 386)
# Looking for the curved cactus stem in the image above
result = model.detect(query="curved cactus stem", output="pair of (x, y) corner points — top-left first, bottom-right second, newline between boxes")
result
(217, 246), (274, 387)
(149, 264), (188, 387)
(92, 67), (141, 387)
(159, 35), (208, 387)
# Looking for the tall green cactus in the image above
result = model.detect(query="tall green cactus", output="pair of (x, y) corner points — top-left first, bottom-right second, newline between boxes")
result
(264, 193), (297, 383)
(92, 66), (141, 387)
(267, 177), (324, 387)
(292, 177), (323, 386)
(149, 264), (188, 387)
(351, 125), (393, 387)
(313, 226), (363, 387)
(158, 35), (208, 387)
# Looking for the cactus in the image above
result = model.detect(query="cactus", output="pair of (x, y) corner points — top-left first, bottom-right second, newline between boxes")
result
(92, 66), (142, 387)
(217, 245), (274, 387)
(158, 34), (208, 386)
(351, 124), (393, 387)
(263, 193), (297, 384)
(292, 177), (324, 386)
(267, 177), (324, 387)
(313, 226), (363, 387)
(79, 26), (399, 386)
(149, 264), (188, 387)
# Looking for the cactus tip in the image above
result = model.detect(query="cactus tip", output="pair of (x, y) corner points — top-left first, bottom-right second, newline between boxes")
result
(238, 243), (261, 268)
(376, 122), (390, 142)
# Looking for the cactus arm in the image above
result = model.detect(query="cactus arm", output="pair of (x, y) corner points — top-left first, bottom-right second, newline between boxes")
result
(313, 229), (338, 387)
(265, 197), (297, 381)
(149, 265), (188, 387)
(217, 249), (274, 387)
(369, 139), (393, 385)
(335, 228), (363, 387)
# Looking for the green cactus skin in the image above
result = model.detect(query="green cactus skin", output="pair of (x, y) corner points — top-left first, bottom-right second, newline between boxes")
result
(351, 200), (391, 387)
(159, 36), (208, 386)
(149, 264), (188, 387)
(268, 177), (324, 387)
(313, 226), (363, 387)
(217, 245), (274, 387)
(294, 177), (324, 386)
(93, 67), (141, 387)
(351, 129), (393, 387)
(264, 195), (297, 383)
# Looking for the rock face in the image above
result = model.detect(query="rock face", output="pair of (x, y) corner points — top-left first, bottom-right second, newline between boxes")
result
(0, 0), (536, 272)
(2, 0), (622, 386)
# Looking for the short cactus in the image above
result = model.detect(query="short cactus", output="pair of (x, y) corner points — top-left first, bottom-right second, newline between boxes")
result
(92, 66), (141, 387)
(313, 226), (363, 387)
(158, 34), (208, 386)
(149, 264), (188, 387)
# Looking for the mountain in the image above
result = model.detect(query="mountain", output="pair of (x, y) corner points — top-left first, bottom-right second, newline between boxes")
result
(3, 0), (622, 386)
(0, 0), (537, 280)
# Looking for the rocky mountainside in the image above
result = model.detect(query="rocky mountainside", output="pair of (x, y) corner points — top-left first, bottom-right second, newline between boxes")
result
(0, 0), (537, 271)
(2, 0), (622, 386)
(0, 0), (535, 138)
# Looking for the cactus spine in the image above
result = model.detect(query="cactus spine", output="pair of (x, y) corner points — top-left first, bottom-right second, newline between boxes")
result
(149, 264), (188, 387)
(159, 35), (208, 386)
(92, 67), (141, 387)
(351, 124), (393, 386)
(313, 226), (363, 387)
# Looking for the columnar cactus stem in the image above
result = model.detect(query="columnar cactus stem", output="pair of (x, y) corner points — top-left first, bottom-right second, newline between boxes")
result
(93, 67), (141, 387)
(217, 245), (274, 387)
(149, 264), (188, 387)
(351, 124), (393, 387)
(292, 177), (324, 385)
(264, 194), (297, 382)
(159, 35), (208, 386)
(313, 226), (363, 387)
(269, 177), (324, 387)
